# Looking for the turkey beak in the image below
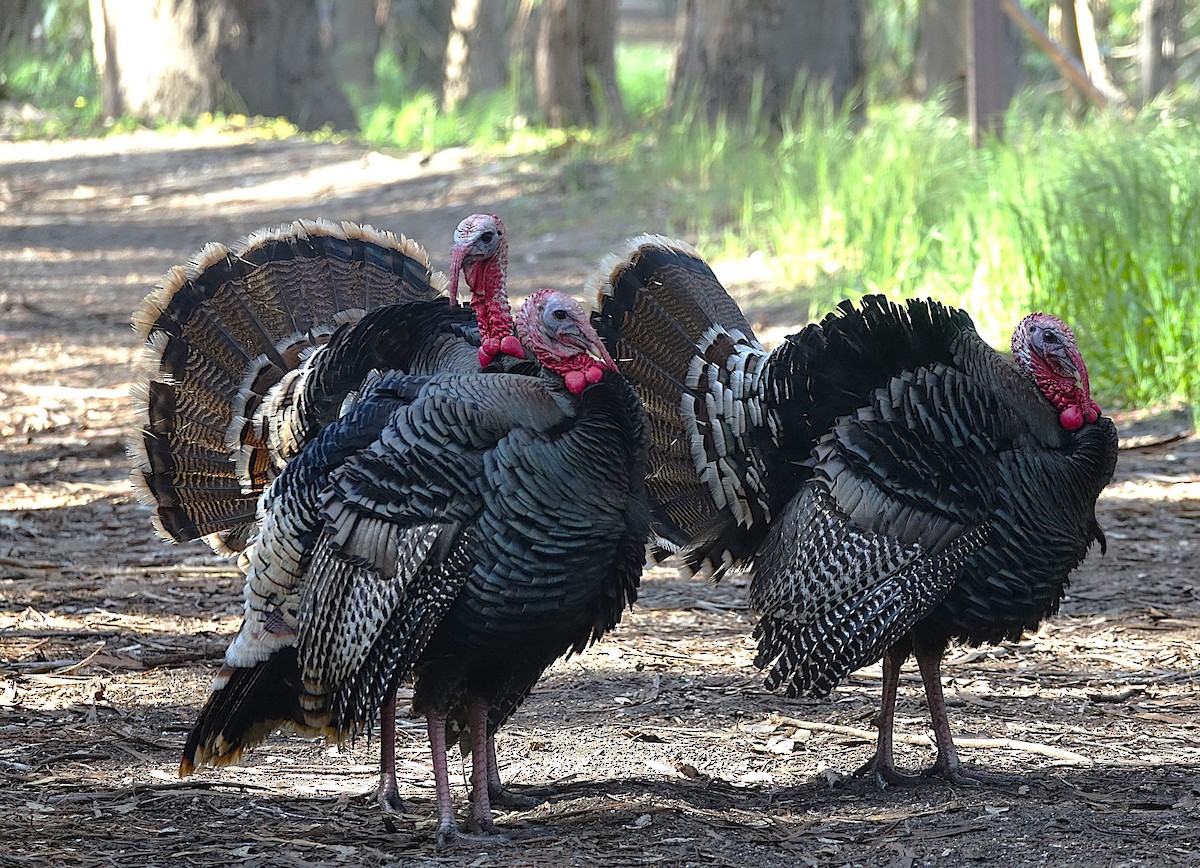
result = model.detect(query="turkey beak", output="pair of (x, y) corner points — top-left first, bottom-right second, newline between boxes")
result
(1056, 348), (1084, 388)
(562, 325), (618, 371)
(591, 342), (618, 371)
(1067, 346), (1092, 399)
(448, 244), (467, 307)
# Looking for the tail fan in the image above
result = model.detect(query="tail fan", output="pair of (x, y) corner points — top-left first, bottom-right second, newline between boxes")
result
(589, 236), (775, 578)
(766, 296), (975, 460)
(128, 220), (446, 556)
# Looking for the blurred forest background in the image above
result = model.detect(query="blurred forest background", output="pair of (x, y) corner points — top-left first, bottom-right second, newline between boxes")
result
(1, 0), (1198, 420)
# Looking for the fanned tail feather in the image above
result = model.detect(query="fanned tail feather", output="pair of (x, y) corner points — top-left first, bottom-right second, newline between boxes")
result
(589, 236), (775, 579)
(766, 295), (975, 463)
(128, 220), (447, 555)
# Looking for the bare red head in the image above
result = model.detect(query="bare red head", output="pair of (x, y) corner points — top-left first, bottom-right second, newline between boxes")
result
(447, 214), (523, 366)
(516, 289), (618, 395)
(1011, 313), (1101, 431)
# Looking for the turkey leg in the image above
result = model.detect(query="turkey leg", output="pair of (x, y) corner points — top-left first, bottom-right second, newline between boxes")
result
(856, 642), (923, 788)
(426, 711), (461, 847)
(915, 648), (1026, 786)
(376, 685), (405, 814)
(463, 701), (515, 840)
(483, 734), (548, 808)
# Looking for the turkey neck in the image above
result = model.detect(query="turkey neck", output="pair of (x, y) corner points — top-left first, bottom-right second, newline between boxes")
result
(954, 335), (1075, 447)
(468, 253), (515, 345)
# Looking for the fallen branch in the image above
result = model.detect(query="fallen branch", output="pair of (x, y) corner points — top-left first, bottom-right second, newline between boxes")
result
(769, 714), (1092, 764)
(999, 0), (1122, 112)
(0, 555), (57, 570)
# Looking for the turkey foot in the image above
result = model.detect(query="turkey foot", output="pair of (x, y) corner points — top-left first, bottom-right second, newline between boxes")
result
(484, 783), (549, 809)
(913, 648), (1027, 789)
(855, 643), (918, 789)
(854, 752), (924, 789)
(471, 781), (552, 809)
(470, 733), (551, 809)
(922, 758), (1027, 787)
(436, 824), (512, 849)
(377, 780), (406, 815)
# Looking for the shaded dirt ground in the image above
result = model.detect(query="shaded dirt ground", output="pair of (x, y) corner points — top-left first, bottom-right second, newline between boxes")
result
(1, 131), (1198, 867)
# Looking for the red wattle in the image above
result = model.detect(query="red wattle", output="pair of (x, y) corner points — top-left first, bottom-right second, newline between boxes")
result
(499, 335), (525, 359)
(1060, 406), (1084, 431)
(584, 365), (603, 384)
(564, 371), (587, 394)
(478, 346), (495, 368)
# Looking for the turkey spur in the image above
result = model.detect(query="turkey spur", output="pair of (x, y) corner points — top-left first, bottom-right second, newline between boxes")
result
(591, 236), (1118, 786)
(176, 290), (649, 845)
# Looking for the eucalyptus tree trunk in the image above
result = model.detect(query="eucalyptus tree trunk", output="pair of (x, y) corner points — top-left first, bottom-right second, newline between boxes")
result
(916, 0), (969, 115)
(442, 0), (508, 111)
(329, 0), (383, 93)
(219, 0), (358, 130)
(670, 0), (865, 128)
(89, 0), (357, 130)
(89, 0), (227, 121)
(1138, 0), (1182, 105)
(534, 0), (624, 127)
(386, 0), (454, 92)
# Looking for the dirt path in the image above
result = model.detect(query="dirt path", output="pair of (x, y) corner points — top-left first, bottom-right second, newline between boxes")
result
(1, 131), (1198, 867)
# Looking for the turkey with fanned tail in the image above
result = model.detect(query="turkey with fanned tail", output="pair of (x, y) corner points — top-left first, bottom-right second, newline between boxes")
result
(177, 289), (649, 845)
(590, 235), (1118, 786)
(128, 214), (542, 812)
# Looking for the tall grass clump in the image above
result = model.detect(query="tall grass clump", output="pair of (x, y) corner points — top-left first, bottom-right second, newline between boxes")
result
(616, 95), (1029, 330)
(1012, 118), (1200, 417)
(358, 50), (528, 152)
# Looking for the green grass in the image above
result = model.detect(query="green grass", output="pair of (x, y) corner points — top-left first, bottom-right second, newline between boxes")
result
(1013, 118), (1200, 417)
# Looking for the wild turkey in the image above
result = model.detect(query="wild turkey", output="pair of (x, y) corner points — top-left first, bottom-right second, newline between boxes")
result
(590, 236), (1118, 785)
(179, 289), (649, 844)
(128, 215), (533, 811)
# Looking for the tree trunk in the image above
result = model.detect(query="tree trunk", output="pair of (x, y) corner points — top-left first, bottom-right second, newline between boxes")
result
(385, 0), (453, 92)
(916, 0), (969, 115)
(510, 0), (542, 116)
(0, 0), (44, 58)
(328, 0), (383, 93)
(89, 0), (358, 130)
(1051, 0), (1126, 111)
(220, 0), (358, 130)
(89, 0), (228, 121)
(968, 0), (1018, 144)
(535, 0), (624, 127)
(442, 0), (508, 111)
(670, 0), (865, 128)
(1138, 0), (1182, 105)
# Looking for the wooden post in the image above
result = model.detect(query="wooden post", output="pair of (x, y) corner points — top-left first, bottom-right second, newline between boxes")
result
(968, 0), (1009, 146)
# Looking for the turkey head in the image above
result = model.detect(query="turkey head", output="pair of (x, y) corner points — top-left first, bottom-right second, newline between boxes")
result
(448, 213), (524, 367)
(517, 289), (618, 394)
(1011, 313), (1102, 431)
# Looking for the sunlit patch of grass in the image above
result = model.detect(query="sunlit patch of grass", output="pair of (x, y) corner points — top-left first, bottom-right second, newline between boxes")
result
(617, 43), (671, 122)
(1013, 117), (1200, 419)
